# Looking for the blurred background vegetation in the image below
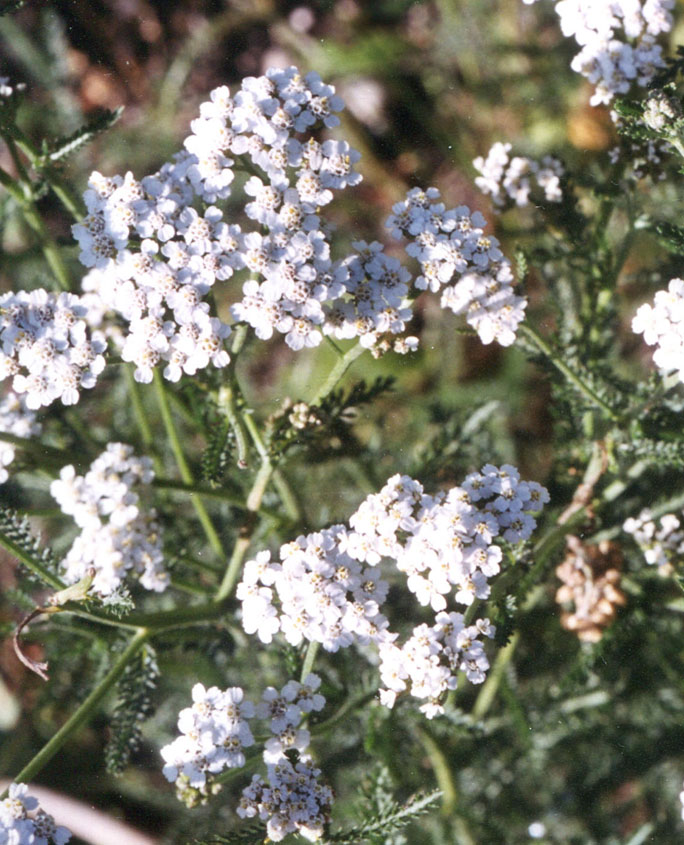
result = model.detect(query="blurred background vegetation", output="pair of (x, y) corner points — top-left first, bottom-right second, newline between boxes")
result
(4, 1), (684, 843)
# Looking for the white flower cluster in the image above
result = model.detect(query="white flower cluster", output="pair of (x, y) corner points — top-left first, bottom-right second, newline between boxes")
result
(386, 187), (526, 345)
(50, 442), (168, 595)
(72, 67), (418, 374)
(161, 683), (256, 791)
(623, 508), (684, 573)
(473, 142), (564, 209)
(161, 675), (332, 841)
(0, 290), (106, 409)
(0, 783), (71, 845)
(0, 391), (41, 484)
(239, 466), (549, 717)
(238, 675), (331, 842)
(378, 612), (495, 718)
(632, 278), (684, 382)
(523, 0), (674, 106)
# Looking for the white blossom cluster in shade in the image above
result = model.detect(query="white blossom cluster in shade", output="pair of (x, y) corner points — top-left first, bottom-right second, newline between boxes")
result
(50, 443), (168, 595)
(238, 466), (549, 717)
(0, 783), (71, 845)
(623, 508), (684, 573)
(386, 187), (526, 346)
(680, 782), (684, 821)
(523, 0), (674, 106)
(0, 391), (41, 484)
(632, 278), (684, 382)
(161, 675), (332, 841)
(0, 290), (106, 409)
(473, 142), (564, 209)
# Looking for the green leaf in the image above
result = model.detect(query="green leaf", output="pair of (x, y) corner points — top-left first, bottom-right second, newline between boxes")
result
(45, 106), (124, 164)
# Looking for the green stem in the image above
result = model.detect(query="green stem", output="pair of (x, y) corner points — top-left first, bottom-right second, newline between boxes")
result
(214, 459), (273, 602)
(472, 632), (520, 720)
(72, 598), (228, 632)
(152, 477), (280, 519)
(3, 629), (148, 794)
(519, 324), (618, 421)
(153, 370), (225, 559)
(415, 726), (459, 819)
(300, 641), (320, 682)
(12, 128), (85, 221)
(125, 364), (154, 452)
(310, 343), (365, 405)
(0, 431), (71, 462)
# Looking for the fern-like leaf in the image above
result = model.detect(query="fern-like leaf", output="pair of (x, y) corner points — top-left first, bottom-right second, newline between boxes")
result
(0, 508), (61, 587)
(325, 789), (441, 844)
(105, 643), (159, 775)
(44, 107), (124, 164)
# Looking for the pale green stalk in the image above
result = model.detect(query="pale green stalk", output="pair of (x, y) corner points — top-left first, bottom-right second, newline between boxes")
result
(153, 370), (225, 559)
(519, 324), (618, 421)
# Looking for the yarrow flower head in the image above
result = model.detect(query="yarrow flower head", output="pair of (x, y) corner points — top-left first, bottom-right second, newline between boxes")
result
(0, 783), (71, 845)
(386, 187), (526, 346)
(632, 278), (684, 381)
(473, 142), (564, 209)
(524, 0), (674, 106)
(161, 674), (332, 839)
(238, 466), (549, 717)
(161, 683), (256, 801)
(0, 391), (41, 484)
(623, 507), (684, 574)
(0, 289), (106, 409)
(50, 442), (168, 595)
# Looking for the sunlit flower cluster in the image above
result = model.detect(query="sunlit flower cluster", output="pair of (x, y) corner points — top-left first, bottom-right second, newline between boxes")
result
(50, 442), (168, 595)
(523, 0), (674, 106)
(632, 278), (684, 382)
(623, 507), (684, 574)
(473, 142), (564, 209)
(0, 290), (106, 408)
(161, 675), (332, 840)
(238, 466), (549, 716)
(161, 683), (256, 795)
(0, 783), (71, 845)
(238, 675), (331, 842)
(378, 612), (496, 718)
(0, 391), (41, 484)
(386, 187), (526, 345)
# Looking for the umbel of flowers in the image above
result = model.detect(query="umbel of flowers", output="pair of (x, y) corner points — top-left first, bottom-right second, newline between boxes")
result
(0, 783), (71, 845)
(50, 443), (168, 595)
(238, 465), (549, 718)
(71, 64), (528, 389)
(161, 675), (331, 841)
